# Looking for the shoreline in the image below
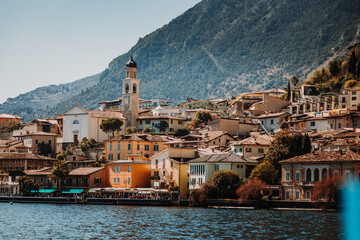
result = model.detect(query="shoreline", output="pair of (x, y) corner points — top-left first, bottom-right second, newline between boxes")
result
(0, 196), (339, 211)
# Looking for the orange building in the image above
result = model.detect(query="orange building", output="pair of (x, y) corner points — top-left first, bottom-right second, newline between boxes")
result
(0, 114), (22, 127)
(105, 157), (151, 188)
(104, 134), (169, 160)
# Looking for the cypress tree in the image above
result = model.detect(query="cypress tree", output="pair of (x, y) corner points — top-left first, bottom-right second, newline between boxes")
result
(348, 51), (357, 75)
(286, 81), (291, 101)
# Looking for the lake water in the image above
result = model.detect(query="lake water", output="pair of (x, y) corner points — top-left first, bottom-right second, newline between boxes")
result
(0, 203), (342, 239)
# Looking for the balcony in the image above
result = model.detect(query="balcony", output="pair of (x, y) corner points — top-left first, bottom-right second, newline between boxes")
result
(150, 176), (160, 180)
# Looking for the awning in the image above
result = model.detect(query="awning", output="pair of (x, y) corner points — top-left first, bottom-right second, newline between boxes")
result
(31, 188), (56, 193)
(62, 189), (84, 194)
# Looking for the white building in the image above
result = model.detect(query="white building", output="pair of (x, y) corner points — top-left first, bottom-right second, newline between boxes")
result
(63, 105), (125, 144)
(257, 112), (290, 133)
(152, 106), (187, 118)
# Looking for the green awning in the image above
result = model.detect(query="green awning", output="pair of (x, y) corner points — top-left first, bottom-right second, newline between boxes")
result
(62, 189), (84, 194)
(31, 188), (56, 193)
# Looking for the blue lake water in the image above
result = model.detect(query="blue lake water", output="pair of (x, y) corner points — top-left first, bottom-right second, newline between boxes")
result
(0, 203), (342, 239)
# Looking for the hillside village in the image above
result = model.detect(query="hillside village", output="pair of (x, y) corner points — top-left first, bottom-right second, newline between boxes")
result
(0, 42), (360, 205)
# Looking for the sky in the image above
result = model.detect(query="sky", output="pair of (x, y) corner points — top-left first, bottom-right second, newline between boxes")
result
(0, 0), (201, 104)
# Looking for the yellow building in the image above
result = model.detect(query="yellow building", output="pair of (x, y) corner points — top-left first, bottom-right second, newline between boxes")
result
(150, 147), (196, 199)
(106, 158), (151, 188)
(104, 134), (169, 160)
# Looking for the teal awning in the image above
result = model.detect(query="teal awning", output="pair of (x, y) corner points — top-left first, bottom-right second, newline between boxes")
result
(31, 188), (56, 193)
(62, 189), (84, 194)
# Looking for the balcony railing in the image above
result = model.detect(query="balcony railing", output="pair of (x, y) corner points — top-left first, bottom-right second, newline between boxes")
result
(150, 176), (160, 180)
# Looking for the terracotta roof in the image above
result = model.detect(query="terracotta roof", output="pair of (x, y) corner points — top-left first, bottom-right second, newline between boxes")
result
(0, 153), (56, 161)
(0, 140), (23, 147)
(24, 167), (53, 175)
(105, 134), (170, 142)
(107, 160), (150, 164)
(0, 114), (22, 119)
(188, 153), (258, 164)
(137, 116), (184, 120)
(87, 110), (125, 119)
(257, 112), (289, 119)
(231, 135), (273, 146)
(279, 150), (360, 164)
(69, 167), (104, 176)
(13, 131), (57, 137)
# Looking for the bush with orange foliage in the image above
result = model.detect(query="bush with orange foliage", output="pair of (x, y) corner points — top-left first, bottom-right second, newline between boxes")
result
(311, 176), (341, 209)
(236, 179), (268, 202)
(190, 182), (217, 206)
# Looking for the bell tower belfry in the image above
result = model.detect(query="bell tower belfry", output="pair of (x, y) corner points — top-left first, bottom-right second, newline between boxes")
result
(122, 55), (140, 128)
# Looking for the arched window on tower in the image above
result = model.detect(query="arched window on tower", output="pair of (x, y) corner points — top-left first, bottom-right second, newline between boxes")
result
(133, 84), (137, 93)
(127, 71), (129, 78)
(134, 72), (136, 78)
(314, 168), (319, 182)
(73, 120), (79, 124)
(306, 169), (311, 182)
(125, 83), (129, 93)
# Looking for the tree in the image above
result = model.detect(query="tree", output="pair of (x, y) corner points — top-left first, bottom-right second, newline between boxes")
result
(125, 126), (136, 134)
(190, 181), (217, 207)
(236, 179), (268, 202)
(49, 157), (70, 197)
(329, 59), (341, 76)
(344, 80), (358, 89)
(159, 120), (169, 132)
(17, 176), (35, 196)
(100, 118), (124, 138)
(265, 130), (312, 181)
(279, 121), (289, 130)
(291, 76), (299, 88)
(142, 125), (152, 134)
(194, 110), (212, 127)
(286, 81), (291, 101)
(348, 51), (357, 76)
(209, 170), (242, 199)
(311, 176), (341, 209)
(79, 137), (96, 151)
(174, 128), (190, 137)
(250, 161), (278, 184)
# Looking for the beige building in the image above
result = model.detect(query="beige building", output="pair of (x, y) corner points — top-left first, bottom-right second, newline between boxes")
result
(280, 150), (360, 201)
(208, 117), (259, 137)
(137, 116), (185, 133)
(230, 134), (273, 160)
(14, 131), (57, 155)
(149, 147), (196, 199)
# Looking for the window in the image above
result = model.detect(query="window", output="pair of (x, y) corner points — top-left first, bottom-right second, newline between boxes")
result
(239, 148), (243, 152)
(170, 172), (173, 180)
(133, 84), (137, 93)
(285, 171), (290, 182)
(352, 97), (357, 101)
(118, 144), (120, 150)
(314, 168), (319, 182)
(261, 121), (264, 125)
(155, 160), (158, 168)
(163, 160), (165, 168)
(128, 166), (131, 172)
(35, 140), (38, 144)
(109, 144), (112, 150)
(49, 140), (51, 144)
(246, 148), (252, 152)
(163, 171), (166, 176)
(171, 161), (173, 168)
(306, 169), (311, 182)
(338, 123), (341, 128)
(108, 154), (113, 161)
(285, 191), (290, 200)
(270, 119), (274, 125)
(295, 190), (300, 200)
(345, 170), (351, 181)
(215, 165), (219, 171)
(114, 178), (117, 183)
(128, 144), (131, 150)
(310, 122), (315, 127)
(295, 171), (300, 182)
(306, 191), (311, 200)
(73, 120), (79, 124)
(154, 145), (159, 151)
(145, 145), (149, 151)
(128, 177), (131, 184)
(125, 83), (129, 93)
(258, 148), (264, 154)
(114, 166), (117, 173)
(94, 177), (101, 185)
(218, 138), (221, 143)
(117, 154), (120, 160)
(137, 144), (140, 150)
(145, 120), (151, 124)
(352, 91), (356, 95)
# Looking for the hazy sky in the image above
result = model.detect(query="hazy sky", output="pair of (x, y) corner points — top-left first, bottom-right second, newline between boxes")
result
(0, 0), (201, 104)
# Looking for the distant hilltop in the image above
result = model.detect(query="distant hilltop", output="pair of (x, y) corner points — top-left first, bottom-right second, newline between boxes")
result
(2, 0), (360, 121)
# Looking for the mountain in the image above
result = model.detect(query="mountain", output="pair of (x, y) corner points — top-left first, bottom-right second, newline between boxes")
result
(0, 74), (100, 121)
(3, 0), (360, 121)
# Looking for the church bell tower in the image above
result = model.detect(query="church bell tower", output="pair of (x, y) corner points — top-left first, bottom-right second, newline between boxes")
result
(122, 55), (140, 128)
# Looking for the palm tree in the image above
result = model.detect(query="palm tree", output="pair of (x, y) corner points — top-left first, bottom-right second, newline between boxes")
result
(49, 160), (69, 196)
